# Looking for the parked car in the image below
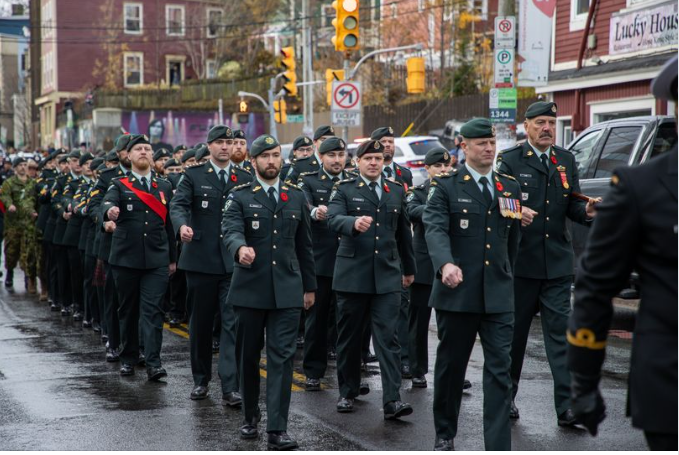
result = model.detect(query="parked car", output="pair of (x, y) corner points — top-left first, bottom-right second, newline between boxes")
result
(393, 136), (447, 187)
(567, 115), (677, 288)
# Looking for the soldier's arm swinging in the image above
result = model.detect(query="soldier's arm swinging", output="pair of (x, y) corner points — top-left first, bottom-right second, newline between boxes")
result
(295, 196), (317, 307)
(222, 194), (250, 265)
(169, 171), (194, 242)
(327, 185), (362, 237)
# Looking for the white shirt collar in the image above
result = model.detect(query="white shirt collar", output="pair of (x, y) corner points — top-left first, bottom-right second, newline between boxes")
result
(209, 159), (230, 175)
(527, 141), (551, 158)
(465, 163), (493, 184)
(131, 170), (151, 182)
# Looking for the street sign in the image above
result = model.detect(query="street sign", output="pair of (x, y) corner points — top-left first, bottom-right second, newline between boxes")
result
(489, 88), (517, 124)
(331, 81), (362, 127)
(494, 48), (514, 88)
(494, 16), (515, 49)
(287, 114), (304, 123)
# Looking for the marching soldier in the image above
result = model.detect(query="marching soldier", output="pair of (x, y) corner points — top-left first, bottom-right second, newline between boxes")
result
(285, 125), (335, 183)
(181, 149), (197, 168)
(170, 125), (251, 403)
(497, 101), (598, 426)
(35, 152), (59, 302)
(281, 135), (313, 185)
(567, 55), (678, 450)
(195, 145), (210, 165)
(327, 139), (416, 419)
(44, 153), (68, 310)
(404, 146), (452, 388)
(297, 136), (352, 391)
(423, 118), (521, 450)
(102, 134), (177, 381)
(371, 126), (414, 377)
(153, 148), (172, 174)
(231, 129), (253, 172)
(221, 134), (316, 450)
(173, 144), (187, 163)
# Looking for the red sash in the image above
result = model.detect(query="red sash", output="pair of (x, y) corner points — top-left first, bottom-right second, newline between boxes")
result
(118, 177), (167, 224)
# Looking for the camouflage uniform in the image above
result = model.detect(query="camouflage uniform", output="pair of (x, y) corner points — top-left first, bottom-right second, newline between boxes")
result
(0, 176), (37, 275)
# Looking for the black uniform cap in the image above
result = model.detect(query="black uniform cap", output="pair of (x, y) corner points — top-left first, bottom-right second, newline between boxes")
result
(424, 146), (452, 165)
(125, 134), (151, 152)
(249, 135), (280, 157)
(164, 158), (182, 169)
(173, 144), (187, 153)
(370, 126), (395, 140)
(525, 101), (557, 119)
(233, 129), (246, 140)
(313, 125), (335, 141)
(195, 145), (210, 161)
(90, 157), (104, 171)
(318, 137), (346, 154)
(181, 149), (196, 163)
(68, 150), (81, 159)
(79, 152), (94, 166)
(356, 139), (385, 157)
(292, 135), (313, 150)
(115, 134), (132, 152)
(460, 118), (495, 139)
(153, 148), (172, 161)
(12, 157), (26, 167)
(58, 155), (69, 164)
(105, 149), (119, 162)
(207, 125), (234, 143)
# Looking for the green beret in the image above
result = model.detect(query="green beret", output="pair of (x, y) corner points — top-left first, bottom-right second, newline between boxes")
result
(207, 125), (233, 143)
(292, 135), (313, 150)
(249, 134), (280, 157)
(313, 125), (335, 141)
(424, 146), (452, 165)
(45, 151), (59, 162)
(68, 150), (81, 159)
(79, 152), (94, 166)
(356, 139), (384, 157)
(173, 144), (186, 153)
(164, 158), (181, 169)
(525, 101), (557, 119)
(180, 149), (196, 163)
(90, 157), (104, 171)
(233, 129), (246, 140)
(12, 157), (26, 167)
(460, 118), (495, 139)
(319, 137), (346, 154)
(115, 134), (131, 152)
(96, 163), (108, 172)
(370, 126), (395, 140)
(58, 155), (69, 164)
(195, 145), (210, 161)
(105, 149), (119, 162)
(126, 134), (151, 152)
(153, 148), (171, 161)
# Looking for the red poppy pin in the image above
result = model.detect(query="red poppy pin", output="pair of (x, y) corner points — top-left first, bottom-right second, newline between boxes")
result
(496, 181), (503, 191)
(396, 168), (402, 177)
(551, 156), (557, 165)
(151, 181), (158, 189)
(383, 183), (390, 193)
(280, 193), (288, 202)
(230, 174), (237, 182)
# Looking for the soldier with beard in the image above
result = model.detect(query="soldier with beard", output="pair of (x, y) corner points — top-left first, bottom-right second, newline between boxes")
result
(231, 130), (252, 172)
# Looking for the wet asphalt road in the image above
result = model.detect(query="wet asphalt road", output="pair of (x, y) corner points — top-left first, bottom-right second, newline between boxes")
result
(0, 272), (647, 450)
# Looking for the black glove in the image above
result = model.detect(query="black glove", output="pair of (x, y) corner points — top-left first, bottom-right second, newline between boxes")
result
(571, 372), (606, 436)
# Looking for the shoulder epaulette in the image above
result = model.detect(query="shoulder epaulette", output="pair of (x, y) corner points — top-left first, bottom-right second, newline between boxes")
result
(232, 182), (252, 192)
(500, 144), (523, 155)
(498, 172), (516, 181)
(299, 171), (316, 177)
(436, 172), (454, 179)
(234, 166), (251, 175)
(285, 183), (303, 191)
(386, 179), (403, 187)
(338, 177), (356, 184)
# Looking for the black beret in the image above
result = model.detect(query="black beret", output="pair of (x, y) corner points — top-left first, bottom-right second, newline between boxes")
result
(37, 159), (47, 170)
(356, 139), (385, 157)
(115, 134), (132, 152)
(233, 129), (246, 140)
(651, 55), (678, 102)
(126, 134), (151, 152)
(105, 149), (119, 162)
(313, 125), (335, 141)
(153, 148), (171, 161)
(424, 146), (452, 165)
(45, 150), (59, 162)
(207, 125), (234, 143)
(173, 144), (187, 153)
(12, 157), (26, 167)
(319, 137), (346, 154)
(79, 152), (94, 166)
(195, 145), (210, 161)
(370, 126), (395, 140)
(525, 101), (557, 119)
(180, 149), (196, 163)
(249, 134), (280, 157)
(58, 155), (69, 164)
(96, 163), (108, 172)
(460, 118), (495, 139)
(292, 135), (313, 150)
(163, 158), (182, 169)
(90, 157), (104, 171)
(68, 150), (81, 159)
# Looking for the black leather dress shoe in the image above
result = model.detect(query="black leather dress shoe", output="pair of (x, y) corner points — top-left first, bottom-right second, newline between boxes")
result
(101, 333), (108, 343)
(212, 340), (220, 353)
(510, 400), (520, 419)
(558, 409), (585, 429)
(92, 321), (101, 332)
(147, 366), (167, 382)
(137, 351), (146, 367)
(50, 301), (60, 311)
(239, 408), (261, 439)
(401, 364), (413, 379)
(327, 348), (337, 360)
(359, 382), (370, 395)
(222, 391), (243, 407)
(305, 378), (321, 391)
(72, 311), (84, 321)
(384, 400), (413, 420)
(434, 438), (454, 451)
(267, 431), (298, 450)
(364, 353), (378, 363)
(60, 306), (71, 316)
(120, 363), (134, 376)
(169, 318), (181, 328)
(190, 385), (209, 400)
(336, 397), (354, 413)
(463, 379), (472, 390)
(106, 348), (120, 363)
(412, 376), (427, 388)
(82, 319), (91, 328)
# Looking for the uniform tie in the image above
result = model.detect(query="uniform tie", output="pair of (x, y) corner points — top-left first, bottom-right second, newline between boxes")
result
(541, 154), (550, 173)
(268, 186), (277, 206)
(218, 169), (226, 186)
(384, 167), (393, 178)
(332, 176), (340, 183)
(141, 176), (149, 192)
(478, 176), (493, 207)
(369, 181), (378, 199)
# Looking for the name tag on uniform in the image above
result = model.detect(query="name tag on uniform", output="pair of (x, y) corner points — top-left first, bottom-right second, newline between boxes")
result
(201, 185), (213, 190)
(252, 220), (260, 230)
(316, 189), (328, 193)
(201, 201), (208, 208)
(522, 192), (529, 201)
(126, 204), (133, 211)
(460, 219), (469, 229)
(249, 203), (262, 208)
(352, 197), (364, 202)
(457, 198), (472, 203)
(519, 173), (532, 178)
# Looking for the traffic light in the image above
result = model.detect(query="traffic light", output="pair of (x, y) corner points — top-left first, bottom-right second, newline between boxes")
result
(239, 100), (248, 113)
(280, 47), (297, 97)
(325, 69), (345, 106)
(273, 99), (287, 124)
(406, 57), (425, 94)
(331, 0), (359, 52)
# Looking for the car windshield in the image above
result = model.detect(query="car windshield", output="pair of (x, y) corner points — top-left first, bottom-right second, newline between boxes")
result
(408, 140), (444, 155)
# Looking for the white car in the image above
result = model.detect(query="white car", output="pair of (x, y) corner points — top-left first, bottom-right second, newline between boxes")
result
(393, 136), (447, 187)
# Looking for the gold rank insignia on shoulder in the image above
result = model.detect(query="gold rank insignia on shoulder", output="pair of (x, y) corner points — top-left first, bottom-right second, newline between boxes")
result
(463, 174), (471, 181)
(208, 167), (213, 173)
(567, 328), (606, 350)
(253, 185), (262, 192)
(430, 180), (437, 186)
(358, 182), (365, 187)
(527, 150), (533, 156)
(321, 174), (327, 180)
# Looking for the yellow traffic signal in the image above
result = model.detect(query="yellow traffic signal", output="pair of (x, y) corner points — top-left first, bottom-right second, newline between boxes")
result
(239, 100), (248, 113)
(273, 99), (287, 124)
(280, 47), (297, 97)
(331, 0), (359, 52)
(406, 57), (425, 94)
(325, 69), (345, 106)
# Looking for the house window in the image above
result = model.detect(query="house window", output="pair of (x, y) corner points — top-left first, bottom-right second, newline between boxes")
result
(124, 52), (143, 87)
(165, 56), (185, 85)
(322, 5), (336, 28)
(166, 5), (185, 36)
(418, 0), (425, 12)
(207, 8), (223, 38)
(468, 0), (488, 21)
(206, 60), (218, 79)
(124, 3), (142, 35)
(570, 0), (590, 31)
(390, 2), (398, 19)
(371, 0), (381, 22)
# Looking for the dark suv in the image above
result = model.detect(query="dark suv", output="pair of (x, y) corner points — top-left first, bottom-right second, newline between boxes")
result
(567, 116), (677, 282)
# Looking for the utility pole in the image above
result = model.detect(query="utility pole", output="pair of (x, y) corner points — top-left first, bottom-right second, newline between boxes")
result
(301, 0), (314, 137)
